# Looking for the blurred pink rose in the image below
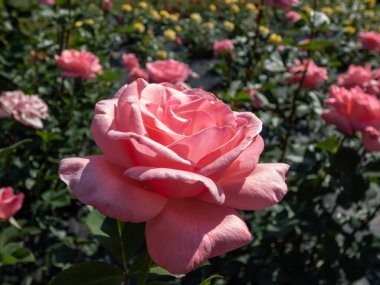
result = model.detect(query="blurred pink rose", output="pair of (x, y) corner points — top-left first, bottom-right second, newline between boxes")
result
(175, 36), (183, 45)
(286, 11), (301, 22)
(39, 0), (55, 5)
(337, 65), (380, 95)
(128, 67), (149, 82)
(55, 50), (102, 79)
(59, 79), (289, 274)
(122, 53), (140, 71)
(147, 59), (191, 84)
(288, 59), (328, 89)
(322, 86), (380, 136)
(213, 39), (234, 55)
(102, 0), (113, 10)
(359, 31), (380, 52)
(0, 91), (48, 129)
(246, 88), (264, 109)
(362, 126), (380, 152)
(0, 187), (24, 220)
(265, 0), (299, 10)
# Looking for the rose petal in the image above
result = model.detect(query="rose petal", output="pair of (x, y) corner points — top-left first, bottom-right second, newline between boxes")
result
(58, 156), (167, 222)
(322, 110), (354, 135)
(125, 167), (225, 204)
(146, 199), (252, 274)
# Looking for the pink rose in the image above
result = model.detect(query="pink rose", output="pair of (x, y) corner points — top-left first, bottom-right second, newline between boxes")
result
(213, 39), (234, 55)
(286, 11), (301, 22)
(0, 187), (24, 220)
(337, 65), (380, 95)
(288, 59), (328, 89)
(246, 88), (265, 109)
(128, 67), (149, 82)
(59, 79), (289, 274)
(265, 0), (299, 10)
(322, 85), (380, 136)
(0, 91), (48, 129)
(55, 50), (102, 79)
(147, 59), (191, 84)
(362, 126), (380, 152)
(102, 0), (113, 10)
(122, 53), (140, 71)
(359, 31), (380, 52)
(39, 0), (55, 5)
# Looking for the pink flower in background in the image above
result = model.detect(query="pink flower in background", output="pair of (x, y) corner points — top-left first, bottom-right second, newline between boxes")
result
(0, 187), (24, 220)
(246, 88), (265, 109)
(175, 36), (183, 45)
(55, 50), (102, 79)
(322, 86), (380, 135)
(359, 31), (380, 52)
(213, 39), (234, 55)
(122, 53), (140, 71)
(128, 67), (149, 82)
(337, 65), (380, 95)
(286, 11), (301, 22)
(0, 91), (48, 129)
(288, 59), (328, 89)
(265, 0), (299, 10)
(59, 79), (289, 274)
(39, 0), (55, 5)
(147, 59), (191, 84)
(362, 126), (380, 152)
(102, 0), (113, 10)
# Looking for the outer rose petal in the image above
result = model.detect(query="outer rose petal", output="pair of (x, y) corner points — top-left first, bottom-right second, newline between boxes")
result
(0, 188), (24, 220)
(146, 199), (252, 274)
(198, 163), (289, 210)
(322, 110), (354, 135)
(124, 167), (225, 204)
(58, 156), (167, 222)
(362, 127), (380, 152)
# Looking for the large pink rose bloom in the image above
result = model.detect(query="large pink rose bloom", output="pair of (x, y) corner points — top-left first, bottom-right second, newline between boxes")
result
(55, 50), (102, 79)
(0, 91), (48, 129)
(288, 59), (328, 89)
(322, 86), (380, 136)
(265, 0), (299, 10)
(337, 65), (380, 95)
(0, 187), (24, 220)
(122, 53), (140, 71)
(147, 59), (191, 84)
(213, 39), (234, 55)
(359, 31), (380, 52)
(59, 79), (289, 274)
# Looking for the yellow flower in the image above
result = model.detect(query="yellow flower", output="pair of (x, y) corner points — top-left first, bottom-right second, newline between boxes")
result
(147, 30), (154, 36)
(230, 4), (240, 13)
(164, 29), (176, 41)
(138, 1), (148, 9)
(268, 33), (282, 44)
(169, 14), (179, 22)
(303, 5), (313, 14)
(175, 25), (182, 32)
(85, 19), (94, 25)
(333, 5), (342, 13)
(259, 25), (270, 35)
(74, 21), (83, 28)
(224, 21), (235, 32)
(190, 13), (202, 24)
(156, 50), (167, 59)
(364, 0), (376, 6)
(204, 22), (215, 30)
(364, 10), (375, 18)
(246, 3), (258, 13)
(321, 7), (333, 15)
(150, 10), (161, 21)
(209, 4), (217, 11)
(225, 0), (238, 4)
(121, 4), (133, 12)
(344, 26), (356, 34)
(160, 10), (170, 19)
(133, 22), (145, 33)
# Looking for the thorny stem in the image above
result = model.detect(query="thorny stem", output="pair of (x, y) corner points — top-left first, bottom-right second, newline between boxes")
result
(117, 221), (130, 284)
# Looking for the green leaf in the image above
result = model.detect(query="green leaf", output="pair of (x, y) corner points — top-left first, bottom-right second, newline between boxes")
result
(199, 274), (224, 285)
(0, 139), (32, 161)
(0, 242), (35, 265)
(316, 137), (340, 153)
(49, 261), (124, 285)
(85, 210), (145, 264)
(298, 40), (334, 50)
(150, 266), (185, 278)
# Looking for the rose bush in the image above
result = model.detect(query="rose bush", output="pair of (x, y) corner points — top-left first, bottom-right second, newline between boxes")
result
(59, 79), (289, 273)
